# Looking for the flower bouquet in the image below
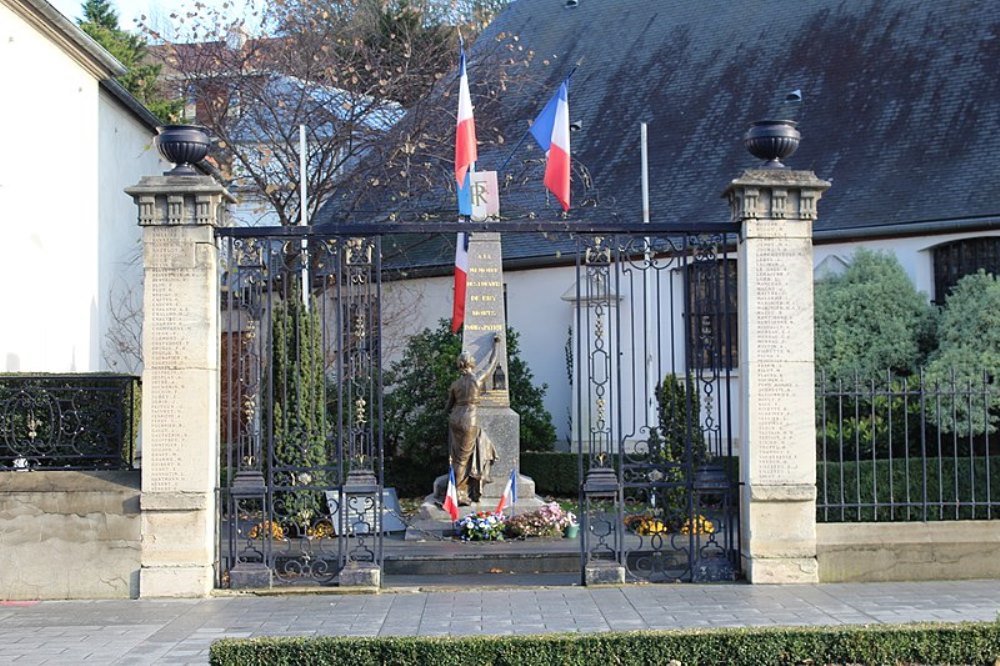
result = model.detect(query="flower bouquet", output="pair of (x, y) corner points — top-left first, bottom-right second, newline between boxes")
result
(457, 511), (507, 541)
(505, 502), (577, 538)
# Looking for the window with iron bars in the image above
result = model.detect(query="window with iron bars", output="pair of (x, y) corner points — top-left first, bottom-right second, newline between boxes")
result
(933, 237), (1000, 305)
(686, 259), (738, 369)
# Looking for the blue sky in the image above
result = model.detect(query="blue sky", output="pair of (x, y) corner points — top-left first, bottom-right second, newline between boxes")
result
(49, 0), (244, 40)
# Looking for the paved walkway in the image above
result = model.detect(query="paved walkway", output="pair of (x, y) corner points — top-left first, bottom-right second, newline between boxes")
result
(1, 579), (998, 665)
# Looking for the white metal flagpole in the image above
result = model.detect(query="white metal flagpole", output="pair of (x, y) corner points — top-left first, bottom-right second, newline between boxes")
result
(299, 124), (310, 311)
(640, 122), (657, 431)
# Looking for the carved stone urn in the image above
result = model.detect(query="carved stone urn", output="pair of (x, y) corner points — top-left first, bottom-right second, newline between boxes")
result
(154, 124), (211, 175)
(743, 119), (800, 168)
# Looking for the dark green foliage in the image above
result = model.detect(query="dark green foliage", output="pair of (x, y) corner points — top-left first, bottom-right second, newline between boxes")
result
(0, 373), (140, 470)
(210, 622), (1000, 666)
(817, 455), (1000, 522)
(77, 0), (181, 121)
(815, 249), (936, 379)
(646, 374), (706, 525)
(520, 452), (581, 496)
(383, 321), (556, 492)
(268, 289), (328, 523)
(816, 373), (929, 461)
(925, 270), (1000, 436)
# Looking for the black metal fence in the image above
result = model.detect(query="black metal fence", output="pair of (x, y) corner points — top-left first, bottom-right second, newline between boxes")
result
(817, 370), (999, 521)
(0, 374), (140, 471)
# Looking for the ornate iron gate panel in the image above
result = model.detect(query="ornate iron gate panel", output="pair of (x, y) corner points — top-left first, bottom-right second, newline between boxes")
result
(576, 233), (742, 583)
(217, 229), (383, 588)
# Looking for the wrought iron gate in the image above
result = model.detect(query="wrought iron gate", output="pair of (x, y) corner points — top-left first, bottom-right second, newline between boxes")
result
(575, 232), (742, 583)
(215, 221), (741, 587)
(217, 229), (383, 588)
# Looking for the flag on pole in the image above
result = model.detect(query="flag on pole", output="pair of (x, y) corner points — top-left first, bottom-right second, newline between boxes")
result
(457, 171), (472, 216)
(495, 468), (518, 514)
(443, 466), (460, 521)
(454, 47), (478, 186)
(451, 232), (469, 333)
(529, 81), (571, 211)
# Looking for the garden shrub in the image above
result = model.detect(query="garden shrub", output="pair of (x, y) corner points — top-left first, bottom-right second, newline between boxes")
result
(267, 286), (328, 527)
(814, 248), (936, 379)
(816, 455), (1000, 521)
(383, 320), (556, 495)
(925, 270), (1000, 436)
(210, 622), (1000, 666)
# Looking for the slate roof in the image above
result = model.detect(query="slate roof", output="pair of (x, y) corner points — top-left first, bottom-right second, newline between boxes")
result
(314, 0), (1000, 267)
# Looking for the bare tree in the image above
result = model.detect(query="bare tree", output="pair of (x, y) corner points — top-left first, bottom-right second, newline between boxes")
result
(143, 0), (521, 227)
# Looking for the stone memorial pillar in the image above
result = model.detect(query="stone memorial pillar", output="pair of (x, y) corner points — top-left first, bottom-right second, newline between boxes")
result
(126, 175), (234, 597)
(724, 167), (829, 584)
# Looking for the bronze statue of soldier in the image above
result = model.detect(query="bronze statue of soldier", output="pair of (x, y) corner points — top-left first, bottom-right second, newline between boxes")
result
(446, 334), (501, 504)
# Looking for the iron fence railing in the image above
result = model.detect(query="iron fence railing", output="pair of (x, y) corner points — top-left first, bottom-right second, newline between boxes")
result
(0, 374), (140, 471)
(817, 370), (999, 522)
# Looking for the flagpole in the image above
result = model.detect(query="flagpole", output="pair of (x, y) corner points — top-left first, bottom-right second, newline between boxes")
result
(641, 123), (656, 431)
(299, 124), (310, 311)
(496, 66), (577, 174)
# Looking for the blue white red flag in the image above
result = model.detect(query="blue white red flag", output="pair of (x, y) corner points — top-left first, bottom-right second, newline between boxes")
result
(529, 81), (571, 211)
(495, 468), (518, 514)
(451, 232), (469, 333)
(457, 171), (472, 216)
(443, 466), (460, 521)
(454, 47), (478, 186)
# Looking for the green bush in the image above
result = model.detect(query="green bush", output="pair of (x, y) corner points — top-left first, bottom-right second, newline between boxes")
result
(383, 321), (556, 495)
(521, 452), (582, 495)
(925, 270), (1000, 436)
(210, 622), (1000, 666)
(815, 249), (936, 379)
(817, 455), (1000, 521)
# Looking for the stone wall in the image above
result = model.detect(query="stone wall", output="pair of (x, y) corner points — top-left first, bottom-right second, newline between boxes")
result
(817, 521), (1000, 582)
(0, 471), (141, 600)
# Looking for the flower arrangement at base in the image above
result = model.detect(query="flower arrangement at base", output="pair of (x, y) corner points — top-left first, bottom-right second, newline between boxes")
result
(306, 521), (335, 539)
(248, 520), (285, 540)
(680, 514), (715, 535)
(457, 511), (507, 541)
(505, 502), (577, 538)
(625, 514), (669, 536)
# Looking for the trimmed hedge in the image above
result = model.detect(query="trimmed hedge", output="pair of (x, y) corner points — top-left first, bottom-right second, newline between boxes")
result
(521, 452), (582, 495)
(210, 622), (1000, 666)
(817, 455), (1000, 522)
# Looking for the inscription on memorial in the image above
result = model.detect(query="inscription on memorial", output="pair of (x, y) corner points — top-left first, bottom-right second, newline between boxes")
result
(462, 232), (509, 406)
(749, 237), (812, 485)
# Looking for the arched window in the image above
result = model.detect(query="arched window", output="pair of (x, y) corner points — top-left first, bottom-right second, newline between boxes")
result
(932, 237), (1000, 304)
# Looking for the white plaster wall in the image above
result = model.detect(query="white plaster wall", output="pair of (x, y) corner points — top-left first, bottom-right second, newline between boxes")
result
(97, 90), (168, 374)
(0, 3), (163, 373)
(0, 2), (99, 372)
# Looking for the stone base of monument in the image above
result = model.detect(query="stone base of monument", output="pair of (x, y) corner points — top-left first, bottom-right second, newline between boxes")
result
(404, 473), (547, 541)
(584, 560), (626, 586)
(339, 562), (381, 588)
(228, 562), (272, 589)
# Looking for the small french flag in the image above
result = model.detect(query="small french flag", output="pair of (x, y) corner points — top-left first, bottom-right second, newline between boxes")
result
(529, 80), (571, 211)
(451, 232), (469, 333)
(495, 468), (518, 515)
(443, 466), (460, 522)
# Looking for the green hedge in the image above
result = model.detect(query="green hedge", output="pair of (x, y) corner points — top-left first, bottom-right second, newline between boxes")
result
(521, 452), (582, 495)
(817, 455), (1000, 521)
(210, 622), (1000, 666)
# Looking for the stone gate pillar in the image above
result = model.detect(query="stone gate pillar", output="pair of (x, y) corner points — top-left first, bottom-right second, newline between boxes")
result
(126, 174), (233, 597)
(724, 165), (830, 584)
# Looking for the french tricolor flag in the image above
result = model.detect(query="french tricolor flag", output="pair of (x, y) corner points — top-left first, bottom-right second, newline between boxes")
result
(495, 468), (518, 515)
(443, 466), (460, 521)
(529, 80), (571, 211)
(451, 232), (469, 333)
(454, 47), (477, 187)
